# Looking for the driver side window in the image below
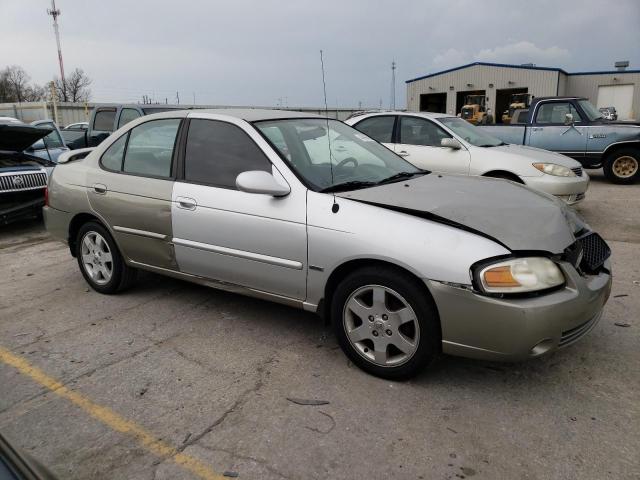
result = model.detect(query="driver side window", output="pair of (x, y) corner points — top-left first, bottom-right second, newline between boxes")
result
(535, 102), (582, 124)
(399, 117), (451, 147)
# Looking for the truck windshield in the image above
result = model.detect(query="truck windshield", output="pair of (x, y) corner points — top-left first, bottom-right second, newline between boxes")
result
(578, 100), (603, 121)
(255, 118), (421, 192)
(439, 117), (504, 147)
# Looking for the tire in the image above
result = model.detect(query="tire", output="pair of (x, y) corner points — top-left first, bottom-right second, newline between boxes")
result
(331, 266), (440, 379)
(603, 148), (640, 184)
(75, 221), (137, 294)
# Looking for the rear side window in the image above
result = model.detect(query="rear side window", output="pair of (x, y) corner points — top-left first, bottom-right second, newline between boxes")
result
(118, 108), (141, 128)
(354, 116), (395, 143)
(100, 134), (127, 171)
(122, 119), (181, 178)
(93, 109), (116, 132)
(184, 119), (271, 188)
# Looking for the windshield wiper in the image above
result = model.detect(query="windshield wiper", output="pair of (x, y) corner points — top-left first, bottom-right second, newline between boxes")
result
(320, 180), (378, 193)
(376, 170), (428, 185)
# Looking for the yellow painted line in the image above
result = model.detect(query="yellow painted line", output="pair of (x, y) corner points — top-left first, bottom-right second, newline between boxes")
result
(0, 346), (226, 480)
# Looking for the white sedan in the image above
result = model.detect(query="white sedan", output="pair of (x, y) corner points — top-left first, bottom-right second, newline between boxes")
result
(346, 112), (589, 205)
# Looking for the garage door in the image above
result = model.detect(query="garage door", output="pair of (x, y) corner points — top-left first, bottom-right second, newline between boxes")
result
(597, 84), (635, 120)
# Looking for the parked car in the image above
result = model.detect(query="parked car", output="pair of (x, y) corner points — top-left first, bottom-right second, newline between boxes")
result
(28, 119), (70, 163)
(45, 109), (611, 379)
(61, 104), (186, 150)
(64, 121), (89, 130)
(598, 107), (618, 121)
(0, 432), (57, 479)
(478, 96), (640, 184)
(346, 111), (589, 205)
(0, 123), (54, 224)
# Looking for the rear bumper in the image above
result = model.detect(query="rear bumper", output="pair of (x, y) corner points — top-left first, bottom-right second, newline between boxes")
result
(523, 172), (589, 204)
(426, 258), (611, 361)
(43, 205), (72, 244)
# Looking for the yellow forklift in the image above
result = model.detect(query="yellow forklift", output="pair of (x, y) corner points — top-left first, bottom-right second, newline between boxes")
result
(459, 95), (493, 125)
(501, 93), (532, 124)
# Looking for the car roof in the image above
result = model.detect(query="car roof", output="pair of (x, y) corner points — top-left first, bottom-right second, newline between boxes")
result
(187, 108), (325, 122)
(349, 111), (455, 121)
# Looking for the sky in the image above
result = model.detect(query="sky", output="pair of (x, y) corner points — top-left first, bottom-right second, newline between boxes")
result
(1, 0), (639, 108)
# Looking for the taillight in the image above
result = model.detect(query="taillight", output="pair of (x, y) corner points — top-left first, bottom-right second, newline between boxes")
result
(44, 186), (49, 207)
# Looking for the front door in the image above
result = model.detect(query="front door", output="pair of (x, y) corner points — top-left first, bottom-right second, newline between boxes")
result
(526, 101), (587, 160)
(394, 116), (471, 174)
(171, 117), (307, 300)
(86, 118), (181, 269)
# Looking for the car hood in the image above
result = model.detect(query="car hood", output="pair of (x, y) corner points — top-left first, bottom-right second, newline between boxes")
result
(0, 123), (53, 152)
(337, 174), (582, 253)
(488, 144), (581, 168)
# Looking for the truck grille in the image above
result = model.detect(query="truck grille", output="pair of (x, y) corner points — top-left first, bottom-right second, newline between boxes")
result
(571, 167), (583, 177)
(577, 232), (610, 273)
(0, 172), (47, 193)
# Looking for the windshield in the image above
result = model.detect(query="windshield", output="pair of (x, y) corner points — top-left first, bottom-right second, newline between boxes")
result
(578, 100), (603, 121)
(35, 123), (64, 149)
(255, 119), (421, 191)
(438, 117), (504, 147)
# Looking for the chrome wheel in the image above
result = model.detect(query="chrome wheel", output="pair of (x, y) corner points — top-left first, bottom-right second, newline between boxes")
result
(343, 285), (420, 367)
(80, 231), (113, 285)
(612, 155), (639, 178)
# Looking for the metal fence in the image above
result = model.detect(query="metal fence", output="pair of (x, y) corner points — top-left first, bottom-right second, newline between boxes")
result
(0, 101), (363, 127)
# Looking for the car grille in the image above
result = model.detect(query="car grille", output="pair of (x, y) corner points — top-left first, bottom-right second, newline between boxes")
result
(577, 232), (611, 273)
(571, 167), (583, 177)
(559, 312), (601, 347)
(0, 172), (47, 193)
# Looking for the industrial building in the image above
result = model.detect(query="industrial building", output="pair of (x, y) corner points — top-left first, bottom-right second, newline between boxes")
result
(406, 62), (640, 121)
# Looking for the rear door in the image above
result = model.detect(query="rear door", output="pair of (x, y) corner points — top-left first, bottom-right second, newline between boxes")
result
(526, 101), (587, 160)
(351, 115), (397, 151)
(395, 116), (470, 174)
(171, 117), (307, 300)
(86, 117), (182, 269)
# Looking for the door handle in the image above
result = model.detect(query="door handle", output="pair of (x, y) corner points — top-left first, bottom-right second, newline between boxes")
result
(397, 151), (409, 157)
(92, 183), (107, 194)
(176, 196), (197, 210)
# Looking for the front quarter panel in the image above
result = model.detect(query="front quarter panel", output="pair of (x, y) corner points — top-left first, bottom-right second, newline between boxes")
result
(305, 191), (509, 306)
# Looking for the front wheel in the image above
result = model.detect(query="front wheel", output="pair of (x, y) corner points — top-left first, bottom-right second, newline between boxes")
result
(331, 266), (440, 379)
(76, 222), (137, 294)
(603, 148), (640, 184)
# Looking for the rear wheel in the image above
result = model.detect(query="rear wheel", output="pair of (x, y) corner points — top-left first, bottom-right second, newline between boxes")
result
(331, 266), (440, 379)
(604, 148), (640, 184)
(76, 222), (137, 294)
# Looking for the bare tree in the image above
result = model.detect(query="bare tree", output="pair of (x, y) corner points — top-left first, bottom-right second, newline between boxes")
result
(53, 68), (92, 102)
(3, 65), (32, 102)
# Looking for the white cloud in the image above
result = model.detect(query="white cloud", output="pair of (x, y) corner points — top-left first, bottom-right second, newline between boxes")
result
(432, 48), (470, 70)
(473, 41), (570, 66)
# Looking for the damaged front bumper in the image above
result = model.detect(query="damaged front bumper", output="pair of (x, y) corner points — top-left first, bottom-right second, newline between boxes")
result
(426, 258), (612, 361)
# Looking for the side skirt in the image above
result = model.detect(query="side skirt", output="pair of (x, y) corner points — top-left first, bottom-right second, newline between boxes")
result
(128, 260), (318, 313)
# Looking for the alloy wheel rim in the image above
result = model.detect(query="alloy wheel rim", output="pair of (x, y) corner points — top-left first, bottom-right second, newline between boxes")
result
(81, 231), (113, 285)
(612, 156), (639, 178)
(343, 285), (420, 367)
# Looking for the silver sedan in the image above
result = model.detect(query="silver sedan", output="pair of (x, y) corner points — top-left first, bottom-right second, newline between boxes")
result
(44, 109), (611, 379)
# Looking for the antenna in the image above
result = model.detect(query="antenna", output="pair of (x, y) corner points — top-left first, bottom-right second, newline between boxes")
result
(390, 60), (396, 110)
(47, 0), (66, 101)
(320, 50), (339, 212)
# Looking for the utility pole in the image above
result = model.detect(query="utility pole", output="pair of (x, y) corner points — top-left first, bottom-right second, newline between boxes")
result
(47, 0), (66, 102)
(176, 91), (180, 104)
(192, 92), (195, 105)
(390, 60), (396, 110)
(49, 82), (59, 124)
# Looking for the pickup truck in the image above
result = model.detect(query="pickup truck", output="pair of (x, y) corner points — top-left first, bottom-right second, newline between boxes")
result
(478, 96), (640, 184)
(61, 104), (185, 150)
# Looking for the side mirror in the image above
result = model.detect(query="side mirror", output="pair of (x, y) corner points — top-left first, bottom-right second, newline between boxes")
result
(564, 113), (574, 125)
(236, 171), (290, 197)
(441, 138), (462, 150)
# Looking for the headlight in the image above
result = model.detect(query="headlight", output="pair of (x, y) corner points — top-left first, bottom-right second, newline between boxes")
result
(532, 163), (575, 177)
(477, 257), (564, 294)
